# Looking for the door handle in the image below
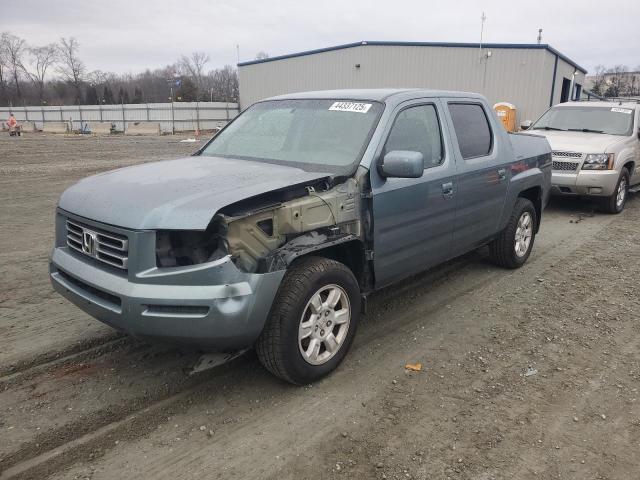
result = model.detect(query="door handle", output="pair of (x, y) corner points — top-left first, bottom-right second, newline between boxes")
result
(442, 182), (454, 198)
(497, 168), (507, 181)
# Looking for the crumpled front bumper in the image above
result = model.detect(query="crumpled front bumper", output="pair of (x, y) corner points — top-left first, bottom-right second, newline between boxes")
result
(49, 211), (285, 349)
(551, 170), (620, 197)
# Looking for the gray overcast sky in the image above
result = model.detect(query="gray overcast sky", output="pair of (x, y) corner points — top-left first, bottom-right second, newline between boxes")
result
(3, 0), (639, 75)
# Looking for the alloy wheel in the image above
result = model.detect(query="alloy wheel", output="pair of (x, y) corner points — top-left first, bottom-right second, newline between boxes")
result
(514, 212), (533, 258)
(298, 284), (351, 366)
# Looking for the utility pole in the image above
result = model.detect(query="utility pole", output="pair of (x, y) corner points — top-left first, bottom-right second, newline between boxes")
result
(537, 28), (543, 44)
(479, 12), (486, 61)
(170, 85), (175, 135)
(236, 44), (240, 64)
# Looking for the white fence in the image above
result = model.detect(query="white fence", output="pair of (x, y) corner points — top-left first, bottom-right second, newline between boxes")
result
(0, 101), (239, 133)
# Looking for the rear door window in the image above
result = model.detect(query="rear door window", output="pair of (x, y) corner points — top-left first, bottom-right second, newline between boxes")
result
(448, 103), (493, 159)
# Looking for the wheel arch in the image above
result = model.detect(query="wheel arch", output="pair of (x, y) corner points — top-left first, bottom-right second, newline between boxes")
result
(265, 233), (369, 289)
(292, 239), (366, 288)
(517, 186), (543, 232)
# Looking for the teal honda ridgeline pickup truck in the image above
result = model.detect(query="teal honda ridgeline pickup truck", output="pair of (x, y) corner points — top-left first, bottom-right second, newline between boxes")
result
(50, 89), (551, 384)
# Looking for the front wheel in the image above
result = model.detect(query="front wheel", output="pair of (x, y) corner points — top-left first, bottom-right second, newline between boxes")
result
(603, 169), (629, 214)
(489, 198), (537, 269)
(256, 256), (360, 385)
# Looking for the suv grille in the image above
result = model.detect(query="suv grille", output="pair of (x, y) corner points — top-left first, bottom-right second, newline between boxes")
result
(552, 151), (582, 159)
(66, 219), (129, 270)
(552, 161), (580, 171)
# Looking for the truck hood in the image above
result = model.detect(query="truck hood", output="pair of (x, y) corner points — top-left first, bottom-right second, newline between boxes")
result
(528, 130), (623, 153)
(58, 156), (331, 230)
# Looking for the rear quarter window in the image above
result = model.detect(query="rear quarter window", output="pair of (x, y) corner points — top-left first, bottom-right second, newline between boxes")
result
(448, 103), (493, 159)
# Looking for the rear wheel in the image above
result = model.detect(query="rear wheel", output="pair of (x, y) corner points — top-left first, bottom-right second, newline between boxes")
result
(489, 198), (537, 269)
(603, 169), (629, 214)
(256, 256), (360, 385)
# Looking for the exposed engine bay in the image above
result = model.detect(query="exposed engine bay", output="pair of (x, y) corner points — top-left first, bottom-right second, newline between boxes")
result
(155, 170), (368, 274)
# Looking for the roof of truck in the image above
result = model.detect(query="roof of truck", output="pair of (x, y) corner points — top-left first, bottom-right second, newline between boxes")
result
(265, 88), (484, 103)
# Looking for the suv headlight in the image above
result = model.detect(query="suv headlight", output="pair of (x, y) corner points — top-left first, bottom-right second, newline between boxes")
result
(582, 153), (614, 170)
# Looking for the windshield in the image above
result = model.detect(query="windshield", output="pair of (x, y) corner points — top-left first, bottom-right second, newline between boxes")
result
(532, 105), (635, 135)
(200, 99), (383, 173)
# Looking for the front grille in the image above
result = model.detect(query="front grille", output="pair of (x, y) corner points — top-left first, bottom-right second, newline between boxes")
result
(66, 219), (129, 270)
(552, 151), (582, 159)
(57, 270), (122, 309)
(552, 161), (580, 171)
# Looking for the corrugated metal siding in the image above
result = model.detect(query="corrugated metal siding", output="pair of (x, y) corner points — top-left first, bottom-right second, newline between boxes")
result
(239, 44), (579, 122)
(547, 49), (586, 108)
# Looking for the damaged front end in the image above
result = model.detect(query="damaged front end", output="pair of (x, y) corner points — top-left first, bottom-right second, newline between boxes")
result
(51, 171), (370, 351)
(153, 171), (368, 275)
(213, 172), (367, 275)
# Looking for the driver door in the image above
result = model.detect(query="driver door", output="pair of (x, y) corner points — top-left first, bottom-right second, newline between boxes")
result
(370, 100), (458, 288)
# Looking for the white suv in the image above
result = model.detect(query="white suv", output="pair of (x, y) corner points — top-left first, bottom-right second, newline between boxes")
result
(524, 101), (640, 213)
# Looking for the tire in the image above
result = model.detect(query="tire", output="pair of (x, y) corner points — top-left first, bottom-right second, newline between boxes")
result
(489, 197), (537, 269)
(603, 169), (629, 214)
(256, 256), (360, 385)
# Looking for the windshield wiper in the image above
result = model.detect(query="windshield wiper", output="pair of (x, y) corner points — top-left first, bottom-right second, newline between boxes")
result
(532, 126), (566, 131)
(568, 128), (604, 133)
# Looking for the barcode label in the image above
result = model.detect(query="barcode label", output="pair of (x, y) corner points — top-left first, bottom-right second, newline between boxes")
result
(329, 102), (372, 113)
(611, 108), (632, 114)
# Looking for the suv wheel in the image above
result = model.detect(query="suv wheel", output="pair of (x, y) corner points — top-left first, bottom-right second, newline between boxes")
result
(604, 169), (629, 214)
(489, 198), (537, 269)
(256, 256), (360, 385)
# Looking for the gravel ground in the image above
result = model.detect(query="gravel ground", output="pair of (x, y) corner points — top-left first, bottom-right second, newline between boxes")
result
(1, 133), (639, 480)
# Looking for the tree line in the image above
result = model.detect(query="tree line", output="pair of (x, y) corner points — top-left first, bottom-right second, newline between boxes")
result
(589, 65), (640, 98)
(0, 32), (239, 107)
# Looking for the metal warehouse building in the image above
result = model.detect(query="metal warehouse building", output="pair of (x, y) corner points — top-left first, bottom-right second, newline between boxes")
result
(238, 41), (587, 122)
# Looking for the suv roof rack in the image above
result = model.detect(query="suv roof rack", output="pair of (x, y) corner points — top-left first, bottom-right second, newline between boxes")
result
(574, 97), (640, 104)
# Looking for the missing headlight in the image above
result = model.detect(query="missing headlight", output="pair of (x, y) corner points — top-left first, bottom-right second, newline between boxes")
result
(156, 222), (228, 268)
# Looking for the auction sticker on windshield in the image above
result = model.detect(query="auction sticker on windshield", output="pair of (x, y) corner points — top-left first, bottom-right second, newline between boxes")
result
(611, 108), (633, 114)
(329, 102), (372, 113)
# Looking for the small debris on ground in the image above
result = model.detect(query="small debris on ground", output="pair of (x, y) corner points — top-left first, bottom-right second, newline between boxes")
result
(404, 363), (423, 372)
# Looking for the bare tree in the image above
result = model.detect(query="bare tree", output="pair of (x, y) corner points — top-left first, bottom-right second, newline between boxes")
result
(2, 32), (27, 101)
(86, 69), (109, 85)
(590, 65), (607, 96)
(255, 51), (270, 60)
(604, 65), (629, 97)
(22, 44), (57, 103)
(178, 52), (209, 100)
(56, 37), (85, 104)
(210, 65), (238, 103)
(0, 32), (9, 105)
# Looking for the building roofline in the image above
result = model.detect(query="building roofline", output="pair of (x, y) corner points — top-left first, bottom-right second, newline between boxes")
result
(237, 40), (587, 74)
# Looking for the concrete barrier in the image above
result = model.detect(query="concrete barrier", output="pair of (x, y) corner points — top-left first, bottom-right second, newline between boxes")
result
(20, 121), (37, 132)
(43, 122), (69, 134)
(125, 122), (161, 136)
(86, 122), (112, 135)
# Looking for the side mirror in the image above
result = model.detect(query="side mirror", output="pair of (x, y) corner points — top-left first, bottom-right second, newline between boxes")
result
(380, 150), (424, 178)
(520, 120), (532, 131)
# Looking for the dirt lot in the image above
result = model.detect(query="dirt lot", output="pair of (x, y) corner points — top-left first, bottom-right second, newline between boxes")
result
(1, 134), (639, 480)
